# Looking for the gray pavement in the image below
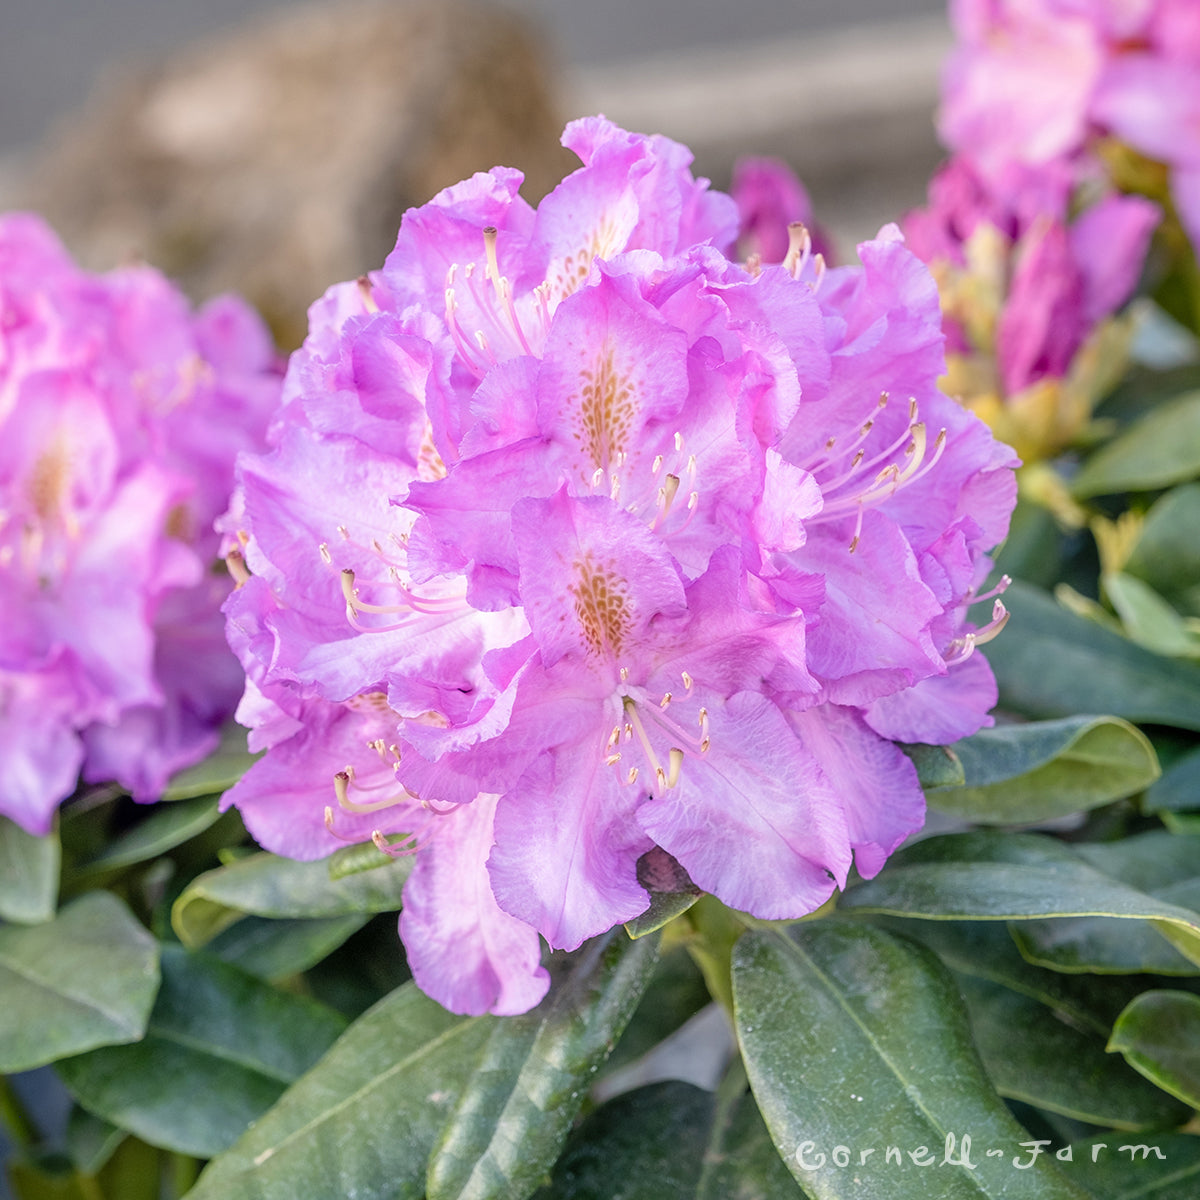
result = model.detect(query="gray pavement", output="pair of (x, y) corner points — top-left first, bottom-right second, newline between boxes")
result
(0, 0), (945, 154)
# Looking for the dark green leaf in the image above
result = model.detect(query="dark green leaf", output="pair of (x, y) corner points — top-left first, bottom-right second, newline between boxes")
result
(927, 716), (1160, 823)
(1105, 572), (1200, 658)
(0, 893), (159, 1072)
(733, 921), (1089, 1199)
(1072, 831), (1200, 891)
(1057, 1132), (1200, 1199)
(992, 494), (1069, 591)
(172, 849), (412, 947)
(65, 1106), (125, 1175)
(58, 945), (347, 1158)
(535, 1080), (804, 1199)
(427, 931), (660, 1200)
(205, 913), (369, 981)
(602, 946), (711, 1077)
(985, 580), (1200, 730)
(162, 722), (261, 801)
(185, 982), (491, 1200)
(956, 975), (1188, 1128)
(1013, 916), (1198, 975)
(902, 743), (966, 791)
(1108, 990), (1200, 1109)
(839, 832), (1200, 971)
(1126, 483), (1200, 605)
(1145, 745), (1200, 813)
(77, 796), (222, 876)
(1072, 390), (1200, 497)
(0, 817), (59, 924)
(535, 1081), (714, 1199)
(877, 920), (1148, 1035)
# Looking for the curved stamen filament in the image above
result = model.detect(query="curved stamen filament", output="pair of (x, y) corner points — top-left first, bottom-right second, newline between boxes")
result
(334, 766), (417, 814)
(945, 600), (1010, 665)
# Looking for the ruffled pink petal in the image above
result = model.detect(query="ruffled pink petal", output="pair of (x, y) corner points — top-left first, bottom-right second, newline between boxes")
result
(401, 793), (550, 1016)
(638, 690), (851, 918)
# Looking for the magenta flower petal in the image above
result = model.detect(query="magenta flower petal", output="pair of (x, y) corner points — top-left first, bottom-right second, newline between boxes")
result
(489, 747), (653, 951)
(639, 691), (850, 918)
(788, 704), (925, 880)
(401, 793), (550, 1016)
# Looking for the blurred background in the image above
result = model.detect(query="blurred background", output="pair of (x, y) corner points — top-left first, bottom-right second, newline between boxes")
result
(0, 0), (950, 345)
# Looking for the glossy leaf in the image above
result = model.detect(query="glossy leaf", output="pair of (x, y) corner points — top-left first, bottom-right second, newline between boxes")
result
(185, 982), (491, 1200)
(927, 716), (1159, 823)
(58, 946), (347, 1157)
(427, 931), (660, 1200)
(601, 946), (712, 1077)
(996, 843), (1200, 972)
(956, 975), (1188, 1129)
(205, 913), (369, 981)
(1057, 1132), (1200, 1199)
(172, 850), (412, 947)
(985, 581), (1200, 730)
(733, 921), (1090, 1199)
(839, 832), (1200, 970)
(881, 920), (1148, 1034)
(162, 722), (261, 801)
(1109, 990), (1200, 1110)
(535, 1080), (804, 1199)
(1072, 390), (1200, 497)
(1013, 916), (1199, 975)
(78, 796), (222, 875)
(0, 816), (59, 924)
(0, 893), (159, 1072)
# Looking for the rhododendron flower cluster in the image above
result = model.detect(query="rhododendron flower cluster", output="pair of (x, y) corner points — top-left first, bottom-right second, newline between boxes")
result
(941, 0), (1200, 250)
(0, 214), (281, 835)
(222, 118), (1017, 1016)
(903, 156), (1158, 460)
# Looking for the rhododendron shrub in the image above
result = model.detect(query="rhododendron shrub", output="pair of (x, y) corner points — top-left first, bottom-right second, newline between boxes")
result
(222, 117), (1018, 1016)
(0, 214), (281, 834)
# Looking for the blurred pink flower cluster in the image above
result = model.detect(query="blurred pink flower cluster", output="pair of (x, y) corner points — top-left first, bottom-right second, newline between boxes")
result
(0, 215), (281, 834)
(941, 0), (1199, 247)
(221, 119), (1017, 1015)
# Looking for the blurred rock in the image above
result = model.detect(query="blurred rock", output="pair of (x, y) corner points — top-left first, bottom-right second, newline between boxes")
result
(18, 0), (572, 346)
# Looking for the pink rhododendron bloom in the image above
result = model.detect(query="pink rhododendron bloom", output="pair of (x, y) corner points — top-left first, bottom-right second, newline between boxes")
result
(903, 155), (1158, 457)
(222, 118), (1017, 1017)
(0, 214), (281, 834)
(941, 0), (1200, 250)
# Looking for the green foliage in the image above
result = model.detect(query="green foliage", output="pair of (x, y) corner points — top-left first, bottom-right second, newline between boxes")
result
(185, 983), (492, 1200)
(0, 817), (59, 925)
(57, 945), (347, 1157)
(732, 921), (1091, 1199)
(426, 931), (660, 1200)
(927, 715), (1160, 823)
(0, 893), (159, 1072)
